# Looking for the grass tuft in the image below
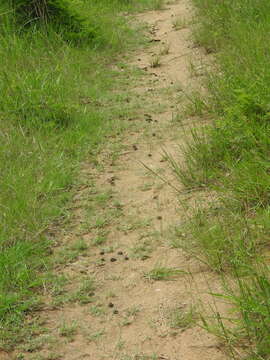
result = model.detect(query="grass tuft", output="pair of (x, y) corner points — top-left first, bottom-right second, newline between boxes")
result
(144, 266), (187, 281)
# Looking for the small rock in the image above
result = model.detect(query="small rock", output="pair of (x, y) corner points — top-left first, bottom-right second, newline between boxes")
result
(124, 256), (129, 261)
(148, 153), (152, 157)
(152, 133), (156, 137)
(110, 257), (117, 262)
(108, 302), (114, 308)
(157, 215), (162, 220)
(113, 310), (119, 314)
(100, 251), (105, 255)
(101, 258), (105, 262)
(133, 144), (138, 151)
(117, 251), (123, 255)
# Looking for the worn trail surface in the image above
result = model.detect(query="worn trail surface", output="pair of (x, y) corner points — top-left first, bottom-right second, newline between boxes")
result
(17, 1), (228, 360)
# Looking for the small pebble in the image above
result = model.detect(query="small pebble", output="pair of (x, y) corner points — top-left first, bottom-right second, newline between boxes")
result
(157, 215), (162, 220)
(110, 257), (117, 262)
(148, 153), (152, 157)
(100, 251), (105, 255)
(108, 302), (114, 308)
(113, 310), (119, 314)
(124, 256), (129, 261)
(101, 258), (105, 262)
(133, 144), (138, 151)
(152, 133), (156, 137)
(117, 251), (123, 255)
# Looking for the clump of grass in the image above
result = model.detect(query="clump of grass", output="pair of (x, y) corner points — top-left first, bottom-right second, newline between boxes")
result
(70, 239), (88, 252)
(131, 239), (153, 260)
(59, 321), (78, 340)
(89, 304), (105, 317)
(200, 267), (270, 359)
(150, 55), (161, 68)
(167, 306), (197, 330)
(144, 266), (187, 281)
(70, 278), (96, 305)
(85, 329), (105, 343)
(172, 17), (188, 30)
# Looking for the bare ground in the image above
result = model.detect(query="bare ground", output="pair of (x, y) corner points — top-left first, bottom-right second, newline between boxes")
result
(11, 1), (229, 359)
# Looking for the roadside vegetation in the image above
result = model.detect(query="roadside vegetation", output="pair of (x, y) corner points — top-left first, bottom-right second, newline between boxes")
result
(176, 0), (270, 358)
(0, 0), (163, 347)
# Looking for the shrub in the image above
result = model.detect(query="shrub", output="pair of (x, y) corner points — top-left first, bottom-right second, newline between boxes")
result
(8, 0), (96, 43)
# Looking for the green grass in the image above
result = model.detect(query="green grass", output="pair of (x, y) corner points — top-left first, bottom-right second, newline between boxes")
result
(0, 0), (164, 349)
(144, 266), (187, 280)
(174, 0), (270, 358)
(167, 306), (197, 330)
(59, 320), (78, 340)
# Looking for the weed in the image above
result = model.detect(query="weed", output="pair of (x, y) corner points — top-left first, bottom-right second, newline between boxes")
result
(144, 266), (187, 281)
(91, 217), (108, 229)
(150, 55), (161, 68)
(125, 306), (141, 317)
(59, 321), (77, 340)
(89, 304), (105, 317)
(91, 234), (107, 246)
(130, 239), (153, 260)
(172, 17), (188, 30)
(70, 278), (96, 305)
(139, 182), (154, 192)
(86, 329), (105, 343)
(167, 306), (197, 330)
(70, 239), (88, 252)
(119, 218), (151, 233)
(121, 306), (141, 327)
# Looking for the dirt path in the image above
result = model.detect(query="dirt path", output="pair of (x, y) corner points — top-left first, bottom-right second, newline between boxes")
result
(15, 2), (228, 360)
